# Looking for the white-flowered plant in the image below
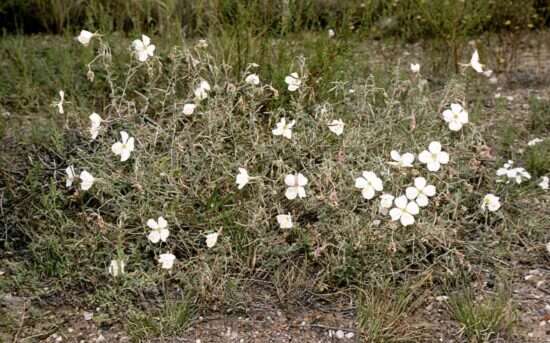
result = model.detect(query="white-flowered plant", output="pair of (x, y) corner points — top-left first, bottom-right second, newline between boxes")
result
(183, 103), (196, 115)
(389, 195), (420, 226)
(76, 30), (95, 46)
(470, 49), (483, 73)
(355, 171), (383, 200)
(236, 168), (250, 190)
(328, 29), (335, 38)
(89, 112), (102, 140)
(496, 161), (531, 184)
(111, 131), (135, 162)
(132, 34), (156, 62)
(194, 80), (211, 100)
(410, 63), (420, 73)
(406, 177), (436, 207)
(327, 119), (344, 136)
(418, 141), (449, 172)
(245, 74), (260, 86)
(108, 259), (125, 277)
(284, 173), (308, 200)
(539, 176), (549, 190)
(56, 90), (65, 114)
(284, 73), (301, 92)
(272, 118), (295, 139)
(379, 193), (395, 215)
(158, 253), (176, 270)
(276, 214), (293, 229)
(442, 103), (468, 131)
(80, 170), (95, 191)
(147, 217), (169, 244)
(206, 232), (220, 248)
(389, 150), (414, 168)
(527, 138), (543, 146)
(66, 165), (76, 187)
(481, 194), (501, 212)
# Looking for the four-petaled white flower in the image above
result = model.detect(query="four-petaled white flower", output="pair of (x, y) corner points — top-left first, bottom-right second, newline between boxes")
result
(132, 34), (156, 62)
(66, 165), (76, 187)
(272, 118), (296, 139)
(147, 217), (169, 243)
(481, 194), (501, 212)
(76, 30), (94, 46)
(183, 103), (196, 115)
(327, 119), (344, 136)
(194, 80), (211, 100)
(506, 167), (531, 184)
(284, 173), (308, 200)
(89, 112), (102, 140)
(470, 49), (483, 73)
(406, 177), (436, 207)
(245, 74), (260, 86)
(80, 170), (95, 190)
(389, 150), (415, 168)
(528, 138), (543, 146)
(442, 103), (468, 131)
(108, 259), (125, 277)
(418, 141), (449, 172)
(285, 73), (301, 92)
(379, 193), (395, 214)
(158, 253), (176, 269)
(410, 63), (420, 73)
(206, 232), (220, 248)
(276, 214), (293, 229)
(111, 131), (135, 162)
(539, 176), (549, 190)
(389, 195), (419, 226)
(57, 90), (65, 114)
(236, 168), (250, 190)
(355, 171), (384, 200)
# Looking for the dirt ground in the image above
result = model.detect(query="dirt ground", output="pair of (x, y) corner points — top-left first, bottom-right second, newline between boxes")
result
(2, 33), (550, 342)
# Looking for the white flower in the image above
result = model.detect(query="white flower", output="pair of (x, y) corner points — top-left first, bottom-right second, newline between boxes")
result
(206, 232), (220, 248)
(158, 253), (176, 270)
(284, 173), (308, 200)
(327, 119), (344, 136)
(66, 165), (76, 187)
(194, 80), (211, 100)
(406, 177), (436, 207)
(389, 150), (415, 168)
(470, 49), (483, 73)
(111, 131), (135, 162)
(328, 29), (335, 38)
(481, 194), (501, 212)
(76, 30), (94, 46)
(108, 259), (125, 277)
(355, 171), (383, 200)
(284, 73), (301, 92)
(539, 176), (549, 190)
(79, 170), (95, 191)
(276, 214), (293, 229)
(528, 138), (543, 146)
(89, 112), (102, 140)
(147, 217), (169, 243)
(183, 103), (196, 115)
(196, 39), (208, 48)
(379, 193), (395, 214)
(389, 195), (419, 226)
(57, 90), (65, 114)
(272, 118), (296, 139)
(506, 167), (531, 184)
(410, 63), (420, 73)
(132, 34), (155, 62)
(418, 141), (449, 172)
(442, 103), (468, 131)
(236, 168), (250, 190)
(245, 74), (260, 86)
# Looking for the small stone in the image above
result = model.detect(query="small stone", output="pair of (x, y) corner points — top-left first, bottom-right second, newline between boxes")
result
(83, 312), (93, 321)
(345, 332), (355, 339)
(335, 330), (345, 339)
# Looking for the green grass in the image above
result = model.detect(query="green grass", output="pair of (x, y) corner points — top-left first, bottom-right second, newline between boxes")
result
(1, 26), (549, 341)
